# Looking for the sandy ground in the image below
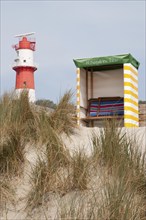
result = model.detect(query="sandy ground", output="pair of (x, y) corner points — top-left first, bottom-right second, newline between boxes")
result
(1, 127), (146, 220)
(65, 127), (146, 155)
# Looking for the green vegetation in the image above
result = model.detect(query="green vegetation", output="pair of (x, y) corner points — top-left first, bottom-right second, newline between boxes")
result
(71, 150), (89, 190)
(0, 91), (34, 213)
(49, 90), (76, 135)
(0, 177), (15, 211)
(58, 120), (146, 219)
(139, 100), (146, 104)
(0, 91), (33, 176)
(0, 90), (76, 214)
(90, 120), (146, 219)
(35, 99), (56, 109)
(0, 91), (145, 219)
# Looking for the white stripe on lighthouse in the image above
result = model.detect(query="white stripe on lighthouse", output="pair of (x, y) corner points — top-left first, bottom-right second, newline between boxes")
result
(15, 89), (36, 102)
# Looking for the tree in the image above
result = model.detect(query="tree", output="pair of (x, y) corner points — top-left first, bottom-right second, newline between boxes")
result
(139, 100), (146, 104)
(35, 99), (56, 109)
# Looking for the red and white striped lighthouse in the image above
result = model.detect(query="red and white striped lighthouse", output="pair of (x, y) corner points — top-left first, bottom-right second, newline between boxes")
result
(12, 32), (37, 102)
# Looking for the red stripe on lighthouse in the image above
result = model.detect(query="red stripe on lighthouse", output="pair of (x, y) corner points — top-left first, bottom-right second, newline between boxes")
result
(15, 67), (35, 89)
(15, 37), (36, 51)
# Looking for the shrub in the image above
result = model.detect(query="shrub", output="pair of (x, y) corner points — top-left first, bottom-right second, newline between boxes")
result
(35, 99), (56, 109)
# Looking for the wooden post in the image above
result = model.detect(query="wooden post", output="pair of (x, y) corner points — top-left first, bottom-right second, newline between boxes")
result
(86, 69), (88, 116)
(91, 68), (93, 98)
(76, 68), (80, 126)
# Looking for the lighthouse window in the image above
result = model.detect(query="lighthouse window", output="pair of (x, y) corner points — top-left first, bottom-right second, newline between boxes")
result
(23, 60), (26, 62)
(23, 81), (27, 87)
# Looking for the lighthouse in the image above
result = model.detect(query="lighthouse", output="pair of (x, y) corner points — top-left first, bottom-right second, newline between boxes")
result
(12, 32), (37, 102)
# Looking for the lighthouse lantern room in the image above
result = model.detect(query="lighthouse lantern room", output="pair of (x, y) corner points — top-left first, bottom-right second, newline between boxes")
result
(12, 32), (37, 102)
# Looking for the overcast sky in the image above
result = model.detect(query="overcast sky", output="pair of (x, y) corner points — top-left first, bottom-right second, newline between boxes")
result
(1, 0), (145, 102)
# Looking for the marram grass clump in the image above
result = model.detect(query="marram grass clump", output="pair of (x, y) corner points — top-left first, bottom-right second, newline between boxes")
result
(0, 90), (76, 176)
(27, 139), (71, 210)
(0, 91), (33, 176)
(71, 150), (89, 190)
(49, 90), (76, 135)
(0, 177), (15, 213)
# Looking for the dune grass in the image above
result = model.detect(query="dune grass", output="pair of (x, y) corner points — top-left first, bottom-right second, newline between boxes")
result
(0, 91), (33, 176)
(71, 150), (89, 191)
(26, 91), (76, 210)
(90, 120), (146, 219)
(26, 136), (71, 210)
(26, 157), (49, 209)
(0, 91), (145, 219)
(49, 90), (76, 135)
(0, 91), (34, 216)
(0, 90), (76, 214)
(92, 120), (146, 192)
(27, 120), (146, 218)
(57, 120), (146, 220)
(0, 177), (15, 213)
(0, 90), (75, 175)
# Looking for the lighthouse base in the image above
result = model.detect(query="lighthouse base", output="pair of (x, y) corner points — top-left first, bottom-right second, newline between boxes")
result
(15, 89), (36, 103)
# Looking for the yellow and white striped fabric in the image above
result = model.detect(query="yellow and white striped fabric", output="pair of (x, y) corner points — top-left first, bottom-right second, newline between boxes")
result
(76, 68), (80, 125)
(124, 63), (139, 127)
